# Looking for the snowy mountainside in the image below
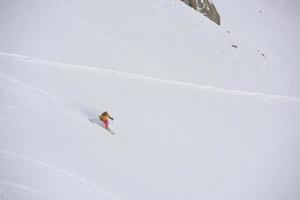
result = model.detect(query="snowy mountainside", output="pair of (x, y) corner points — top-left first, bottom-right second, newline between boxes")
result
(213, 0), (300, 85)
(1, 54), (299, 200)
(0, 0), (300, 200)
(1, 0), (299, 97)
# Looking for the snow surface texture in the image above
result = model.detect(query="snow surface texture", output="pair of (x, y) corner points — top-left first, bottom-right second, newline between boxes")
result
(0, 0), (300, 200)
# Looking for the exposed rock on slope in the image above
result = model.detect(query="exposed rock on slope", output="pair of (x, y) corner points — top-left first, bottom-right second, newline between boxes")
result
(181, 0), (221, 25)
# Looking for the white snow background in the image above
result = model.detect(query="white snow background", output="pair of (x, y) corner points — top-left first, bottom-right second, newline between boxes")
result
(0, 0), (300, 199)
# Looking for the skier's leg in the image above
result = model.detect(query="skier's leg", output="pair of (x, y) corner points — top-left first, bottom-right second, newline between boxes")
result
(103, 120), (109, 129)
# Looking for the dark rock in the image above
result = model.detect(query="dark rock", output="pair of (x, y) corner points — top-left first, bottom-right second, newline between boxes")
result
(181, 0), (221, 25)
(231, 44), (238, 49)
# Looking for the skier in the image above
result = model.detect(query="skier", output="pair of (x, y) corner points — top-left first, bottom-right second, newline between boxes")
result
(99, 111), (114, 129)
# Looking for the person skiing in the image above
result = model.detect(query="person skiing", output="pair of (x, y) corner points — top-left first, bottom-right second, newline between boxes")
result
(99, 111), (114, 129)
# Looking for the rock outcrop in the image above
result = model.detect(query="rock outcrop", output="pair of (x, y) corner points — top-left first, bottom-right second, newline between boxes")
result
(181, 0), (221, 25)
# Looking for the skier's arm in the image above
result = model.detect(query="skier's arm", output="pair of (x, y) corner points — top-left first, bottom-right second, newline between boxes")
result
(108, 114), (114, 120)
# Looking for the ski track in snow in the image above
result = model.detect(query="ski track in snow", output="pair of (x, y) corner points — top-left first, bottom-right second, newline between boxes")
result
(0, 72), (61, 102)
(0, 181), (53, 200)
(0, 51), (299, 103)
(0, 150), (120, 200)
(0, 72), (108, 130)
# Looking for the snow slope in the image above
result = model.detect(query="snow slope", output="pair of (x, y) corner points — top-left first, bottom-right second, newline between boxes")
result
(1, 0), (300, 200)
